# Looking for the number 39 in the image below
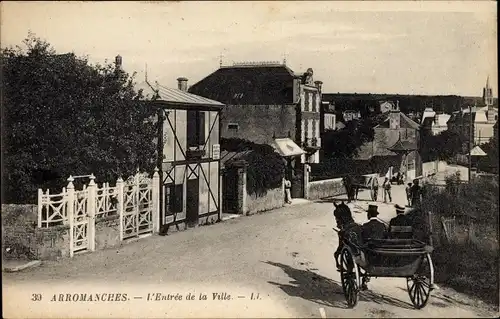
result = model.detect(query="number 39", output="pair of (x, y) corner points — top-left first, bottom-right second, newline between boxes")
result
(31, 294), (42, 301)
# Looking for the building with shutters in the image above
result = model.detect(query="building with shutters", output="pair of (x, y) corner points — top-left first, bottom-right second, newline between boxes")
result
(188, 61), (323, 198)
(138, 77), (223, 233)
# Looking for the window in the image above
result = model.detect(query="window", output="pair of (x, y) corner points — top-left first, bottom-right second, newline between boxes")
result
(495, 115), (498, 121)
(187, 110), (205, 147)
(165, 184), (183, 213)
(227, 123), (239, 131)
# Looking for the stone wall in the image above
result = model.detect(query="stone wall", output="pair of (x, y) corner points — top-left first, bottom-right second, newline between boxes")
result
(95, 216), (121, 250)
(2, 223), (70, 261)
(307, 178), (345, 200)
(221, 104), (297, 144)
(246, 185), (285, 215)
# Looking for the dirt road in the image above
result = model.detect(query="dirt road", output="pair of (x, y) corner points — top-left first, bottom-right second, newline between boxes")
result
(3, 187), (498, 318)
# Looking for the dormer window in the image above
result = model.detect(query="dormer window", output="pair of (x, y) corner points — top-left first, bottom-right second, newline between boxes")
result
(233, 93), (244, 99)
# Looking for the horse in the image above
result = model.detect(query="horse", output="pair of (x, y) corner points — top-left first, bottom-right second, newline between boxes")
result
(333, 201), (363, 269)
(342, 175), (360, 203)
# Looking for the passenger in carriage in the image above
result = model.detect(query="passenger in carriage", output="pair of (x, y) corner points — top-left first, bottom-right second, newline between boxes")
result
(361, 205), (388, 242)
(388, 204), (414, 239)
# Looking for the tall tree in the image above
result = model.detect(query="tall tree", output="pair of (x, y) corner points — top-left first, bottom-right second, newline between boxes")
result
(1, 33), (157, 203)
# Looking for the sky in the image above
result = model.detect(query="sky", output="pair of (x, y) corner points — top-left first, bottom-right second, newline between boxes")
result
(1, 1), (497, 97)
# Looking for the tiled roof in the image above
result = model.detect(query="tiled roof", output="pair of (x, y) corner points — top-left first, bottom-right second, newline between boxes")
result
(188, 64), (296, 105)
(435, 114), (451, 126)
(136, 81), (224, 107)
(375, 112), (420, 129)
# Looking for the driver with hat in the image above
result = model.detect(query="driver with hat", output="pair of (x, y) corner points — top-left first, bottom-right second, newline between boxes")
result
(361, 204), (387, 242)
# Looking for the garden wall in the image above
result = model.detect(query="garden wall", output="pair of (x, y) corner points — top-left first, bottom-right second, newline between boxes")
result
(307, 178), (345, 200)
(246, 184), (284, 215)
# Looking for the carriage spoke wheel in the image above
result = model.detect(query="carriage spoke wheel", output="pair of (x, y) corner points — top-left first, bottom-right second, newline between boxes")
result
(407, 254), (432, 309)
(340, 248), (359, 308)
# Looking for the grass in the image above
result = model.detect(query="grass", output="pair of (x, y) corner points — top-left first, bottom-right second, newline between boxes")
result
(433, 239), (499, 306)
(422, 174), (500, 307)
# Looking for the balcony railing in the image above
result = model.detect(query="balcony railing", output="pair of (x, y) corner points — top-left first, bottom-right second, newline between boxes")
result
(303, 137), (321, 153)
(186, 147), (206, 159)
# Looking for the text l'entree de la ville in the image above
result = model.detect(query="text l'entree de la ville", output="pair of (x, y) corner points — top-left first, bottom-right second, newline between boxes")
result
(42, 292), (262, 302)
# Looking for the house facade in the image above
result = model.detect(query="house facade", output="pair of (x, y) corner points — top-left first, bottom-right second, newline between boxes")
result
(188, 62), (323, 198)
(448, 77), (498, 145)
(421, 107), (451, 136)
(356, 102), (423, 180)
(140, 78), (223, 233)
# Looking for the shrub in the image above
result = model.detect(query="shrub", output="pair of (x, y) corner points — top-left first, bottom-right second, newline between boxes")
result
(421, 176), (499, 305)
(220, 138), (285, 196)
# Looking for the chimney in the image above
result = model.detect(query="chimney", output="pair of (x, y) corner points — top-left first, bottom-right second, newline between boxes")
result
(115, 55), (122, 70)
(389, 101), (401, 129)
(177, 77), (188, 92)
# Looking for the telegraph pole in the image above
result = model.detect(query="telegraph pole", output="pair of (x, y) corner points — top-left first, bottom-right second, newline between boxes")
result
(468, 103), (474, 182)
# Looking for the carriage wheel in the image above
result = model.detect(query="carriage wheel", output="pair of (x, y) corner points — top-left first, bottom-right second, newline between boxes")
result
(340, 248), (359, 308)
(407, 254), (432, 309)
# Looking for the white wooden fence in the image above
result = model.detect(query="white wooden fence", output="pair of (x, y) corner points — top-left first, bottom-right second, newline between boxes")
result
(37, 169), (160, 257)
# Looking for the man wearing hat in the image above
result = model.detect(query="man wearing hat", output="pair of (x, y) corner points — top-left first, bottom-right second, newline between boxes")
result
(388, 204), (414, 239)
(361, 205), (388, 242)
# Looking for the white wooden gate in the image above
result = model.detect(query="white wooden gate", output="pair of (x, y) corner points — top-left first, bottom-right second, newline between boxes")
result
(38, 169), (160, 258)
(121, 174), (154, 240)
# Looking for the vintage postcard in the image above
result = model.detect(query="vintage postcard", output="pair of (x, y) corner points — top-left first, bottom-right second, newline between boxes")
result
(1, 1), (498, 318)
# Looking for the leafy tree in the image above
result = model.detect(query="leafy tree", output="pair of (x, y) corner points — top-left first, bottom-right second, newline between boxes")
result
(477, 121), (498, 174)
(321, 112), (386, 158)
(2, 33), (156, 203)
(420, 130), (465, 162)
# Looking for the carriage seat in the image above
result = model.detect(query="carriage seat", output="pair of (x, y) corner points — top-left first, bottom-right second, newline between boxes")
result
(363, 238), (433, 254)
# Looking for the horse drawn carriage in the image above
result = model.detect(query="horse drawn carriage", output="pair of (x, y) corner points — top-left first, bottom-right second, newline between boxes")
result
(332, 203), (436, 309)
(343, 174), (379, 202)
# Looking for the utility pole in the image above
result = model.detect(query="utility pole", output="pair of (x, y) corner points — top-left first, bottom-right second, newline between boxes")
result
(468, 103), (474, 182)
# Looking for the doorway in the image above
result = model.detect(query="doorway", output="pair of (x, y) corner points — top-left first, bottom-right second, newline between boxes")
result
(186, 179), (199, 227)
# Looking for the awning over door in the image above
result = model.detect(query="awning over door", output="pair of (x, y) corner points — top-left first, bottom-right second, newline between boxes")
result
(470, 145), (487, 156)
(272, 138), (305, 157)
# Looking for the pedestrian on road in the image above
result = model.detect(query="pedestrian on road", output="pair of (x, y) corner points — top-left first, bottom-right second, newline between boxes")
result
(284, 178), (292, 204)
(405, 182), (412, 207)
(382, 177), (392, 203)
(410, 179), (422, 207)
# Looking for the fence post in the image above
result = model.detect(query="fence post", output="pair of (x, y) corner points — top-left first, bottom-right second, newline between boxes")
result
(87, 174), (97, 251)
(116, 177), (124, 241)
(67, 176), (75, 258)
(135, 172), (140, 235)
(427, 211), (433, 246)
(37, 189), (43, 228)
(303, 163), (310, 199)
(152, 167), (160, 233)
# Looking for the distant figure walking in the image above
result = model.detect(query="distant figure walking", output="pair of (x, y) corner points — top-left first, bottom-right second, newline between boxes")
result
(342, 175), (356, 203)
(410, 179), (422, 207)
(284, 178), (292, 204)
(382, 177), (392, 203)
(405, 182), (413, 207)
